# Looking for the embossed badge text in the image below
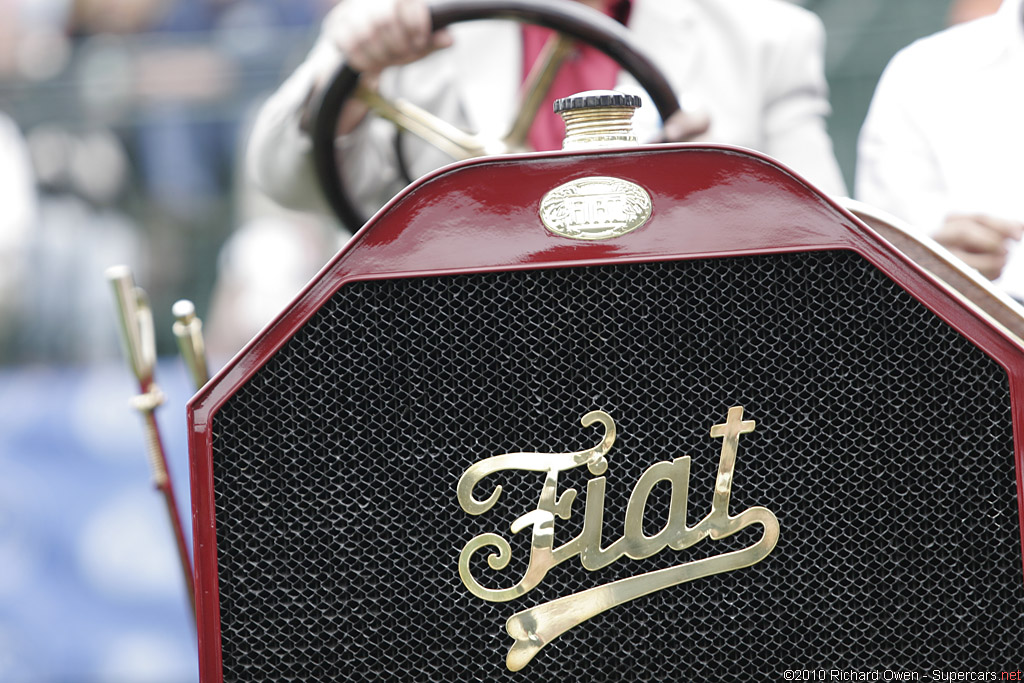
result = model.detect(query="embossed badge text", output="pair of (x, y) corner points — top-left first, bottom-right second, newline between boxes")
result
(456, 406), (780, 671)
(539, 176), (652, 240)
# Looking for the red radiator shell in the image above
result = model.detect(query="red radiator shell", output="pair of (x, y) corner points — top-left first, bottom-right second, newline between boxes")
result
(188, 144), (1024, 681)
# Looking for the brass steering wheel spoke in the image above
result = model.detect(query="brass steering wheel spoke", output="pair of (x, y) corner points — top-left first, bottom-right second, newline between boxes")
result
(356, 82), (489, 161)
(503, 33), (576, 152)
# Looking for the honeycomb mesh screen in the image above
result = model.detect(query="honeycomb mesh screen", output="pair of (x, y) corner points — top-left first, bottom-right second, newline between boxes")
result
(211, 250), (1024, 681)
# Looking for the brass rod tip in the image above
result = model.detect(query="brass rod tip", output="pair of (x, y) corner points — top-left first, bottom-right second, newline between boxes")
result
(107, 264), (154, 382)
(172, 299), (196, 324)
(105, 264), (132, 281)
(171, 298), (210, 390)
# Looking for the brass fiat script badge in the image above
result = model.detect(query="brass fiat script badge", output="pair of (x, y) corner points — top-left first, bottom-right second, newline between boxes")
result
(457, 406), (780, 671)
(539, 176), (652, 240)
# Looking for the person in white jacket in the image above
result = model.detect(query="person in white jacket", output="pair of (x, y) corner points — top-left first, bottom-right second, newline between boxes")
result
(857, 0), (1024, 297)
(247, 0), (847, 220)
(215, 0), (848, 353)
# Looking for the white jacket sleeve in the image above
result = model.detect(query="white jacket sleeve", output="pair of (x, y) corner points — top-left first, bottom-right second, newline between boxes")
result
(760, 8), (847, 197)
(246, 39), (407, 219)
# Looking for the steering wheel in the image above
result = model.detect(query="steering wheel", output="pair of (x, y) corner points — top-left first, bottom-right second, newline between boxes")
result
(310, 0), (682, 230)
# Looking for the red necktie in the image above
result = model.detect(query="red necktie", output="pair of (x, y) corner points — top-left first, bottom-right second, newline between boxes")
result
(521, 0), (632, 151)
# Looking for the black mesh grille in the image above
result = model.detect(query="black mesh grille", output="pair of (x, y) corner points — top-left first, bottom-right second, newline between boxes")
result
(211, 250), (1024, 681)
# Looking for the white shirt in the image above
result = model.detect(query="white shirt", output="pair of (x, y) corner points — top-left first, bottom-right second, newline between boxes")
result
(857, 0), (1024, 297)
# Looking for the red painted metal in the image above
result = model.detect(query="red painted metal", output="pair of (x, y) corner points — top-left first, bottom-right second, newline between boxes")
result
(188, 143), (1024, 682)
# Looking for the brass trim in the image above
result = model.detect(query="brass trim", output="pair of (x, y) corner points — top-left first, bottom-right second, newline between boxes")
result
(457, 406), (779, 670)
(559, 105), (638, 151)
(540, 176), (652, 240)
(504, 33), (576, 152)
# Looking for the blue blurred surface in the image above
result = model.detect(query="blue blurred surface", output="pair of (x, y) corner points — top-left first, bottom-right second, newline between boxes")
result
(0, 360), (199, 683)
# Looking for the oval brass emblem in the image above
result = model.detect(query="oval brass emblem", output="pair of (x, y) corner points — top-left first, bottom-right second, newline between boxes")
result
(539, 176), (652, 240)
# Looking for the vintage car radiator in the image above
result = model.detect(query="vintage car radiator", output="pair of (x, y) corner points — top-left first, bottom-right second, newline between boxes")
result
(189, 144), (1024, 680)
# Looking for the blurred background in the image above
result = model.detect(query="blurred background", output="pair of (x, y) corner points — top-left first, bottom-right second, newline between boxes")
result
(0, 0), (1001, 680)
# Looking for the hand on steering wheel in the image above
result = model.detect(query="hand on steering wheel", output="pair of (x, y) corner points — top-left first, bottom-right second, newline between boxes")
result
(311, 0), (694, 230)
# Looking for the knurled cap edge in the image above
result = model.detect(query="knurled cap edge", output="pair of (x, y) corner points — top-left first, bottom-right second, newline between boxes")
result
(553, 92), (642, 113)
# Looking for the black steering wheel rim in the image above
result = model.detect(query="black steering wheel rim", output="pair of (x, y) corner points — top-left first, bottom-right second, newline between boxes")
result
(311, 0), (682, 230)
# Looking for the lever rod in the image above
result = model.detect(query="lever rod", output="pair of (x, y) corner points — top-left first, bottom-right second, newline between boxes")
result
(106, 265), (197, 627)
